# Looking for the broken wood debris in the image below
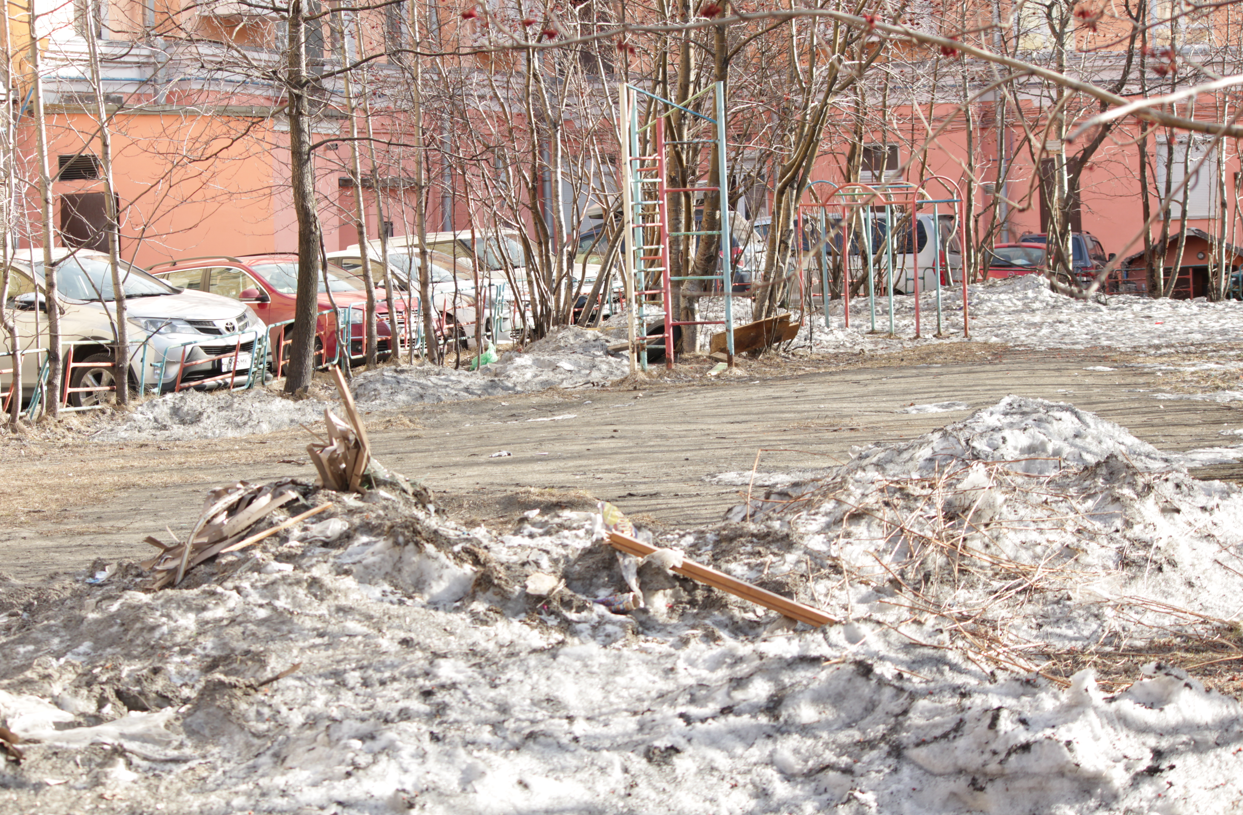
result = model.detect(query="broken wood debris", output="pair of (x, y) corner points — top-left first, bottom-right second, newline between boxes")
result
(0, 724), (23, 763)
(710, 312), (800, 357)
(307, 367), (372, 492)
(141, 480), (330, 588)
(603, 527), (837, 628)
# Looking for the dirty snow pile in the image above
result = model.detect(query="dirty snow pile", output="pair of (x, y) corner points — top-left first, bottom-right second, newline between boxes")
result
(722, 395), (1243, 662)
(352, 326), (628, 407)
(701, 274), (1243, 353)
(5, 397), (1243, 813)
(92, 389), (333, 443)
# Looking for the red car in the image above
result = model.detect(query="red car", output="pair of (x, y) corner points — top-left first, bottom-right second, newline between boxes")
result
(984, 243), (1048, 280)
(149, 254), (411, 367)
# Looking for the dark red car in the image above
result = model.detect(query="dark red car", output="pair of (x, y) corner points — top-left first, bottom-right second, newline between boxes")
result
(984, 243), (1048, 280)
(149, 254), (411, 365)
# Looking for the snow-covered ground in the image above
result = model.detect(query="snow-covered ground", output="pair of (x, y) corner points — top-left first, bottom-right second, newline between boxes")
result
(94, 328), (627, 442)
(4, 397), (1243, 813)
(701, 274), (1243, 354)
(88, 279), (1243, 443)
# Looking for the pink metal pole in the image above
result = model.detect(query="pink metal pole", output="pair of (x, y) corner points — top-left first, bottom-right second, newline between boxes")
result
(842, 218), (851, 329)
(655, 121), (675, 369)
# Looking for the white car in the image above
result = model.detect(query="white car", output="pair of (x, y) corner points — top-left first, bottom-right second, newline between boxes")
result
(755, 212), (963, 295)
(326, 249), (481, 340)
(2, 248), (264, 408)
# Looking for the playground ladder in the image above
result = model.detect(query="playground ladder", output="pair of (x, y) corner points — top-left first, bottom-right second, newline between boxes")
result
(620, 81), (735, 371)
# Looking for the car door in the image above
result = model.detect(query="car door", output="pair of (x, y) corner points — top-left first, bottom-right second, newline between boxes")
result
(2, 269), (49, 392)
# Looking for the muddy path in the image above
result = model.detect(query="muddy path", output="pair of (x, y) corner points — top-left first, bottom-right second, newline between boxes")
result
(3, 344), (1241, 583)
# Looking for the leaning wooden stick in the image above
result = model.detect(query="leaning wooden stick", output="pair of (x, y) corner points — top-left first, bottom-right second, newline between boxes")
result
(605, 530), (837, 628)
(220, 503), (333, 554)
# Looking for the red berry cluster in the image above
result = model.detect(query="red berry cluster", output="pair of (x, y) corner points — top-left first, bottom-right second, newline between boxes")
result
(1145, 45), (1177, 76)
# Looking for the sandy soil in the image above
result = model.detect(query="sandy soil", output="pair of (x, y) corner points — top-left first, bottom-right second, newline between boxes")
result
(3, 343), (1241, 585)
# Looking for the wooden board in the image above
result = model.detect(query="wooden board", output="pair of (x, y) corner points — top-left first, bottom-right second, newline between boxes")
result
(710, 312), (800, 356)
(605, 530), (836, 627)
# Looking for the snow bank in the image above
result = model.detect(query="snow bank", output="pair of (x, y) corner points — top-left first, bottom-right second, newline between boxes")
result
(4, 398), (1243, 813)
(87, 327), (626, 442)
(701, 274), (1243, 352)
(93, 389), (332, 443)
(351, 326), (627, 408)
(725, 395), (1243, 658)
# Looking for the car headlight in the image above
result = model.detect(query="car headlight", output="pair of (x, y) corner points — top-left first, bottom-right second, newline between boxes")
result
(239, 308), (262, 331)
(129, 316), (194, 335)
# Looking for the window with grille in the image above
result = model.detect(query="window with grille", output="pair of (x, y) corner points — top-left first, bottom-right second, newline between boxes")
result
(57, 154), (102, 182)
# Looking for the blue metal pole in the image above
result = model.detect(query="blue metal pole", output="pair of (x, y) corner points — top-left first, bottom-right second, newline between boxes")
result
(715, 81), (734, 361)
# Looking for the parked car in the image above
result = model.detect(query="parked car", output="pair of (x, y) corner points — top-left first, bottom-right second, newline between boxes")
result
(1, 248), (264, 408)
(1017, 232), (1114, 287)
(148, 254), (409, 366)
(778, 212), (963, 294)
(984, 243), (1048, 279)
(325, 249), (478, 340)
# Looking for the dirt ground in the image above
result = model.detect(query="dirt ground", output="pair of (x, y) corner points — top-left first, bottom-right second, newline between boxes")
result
(3, 341), (1242, 584)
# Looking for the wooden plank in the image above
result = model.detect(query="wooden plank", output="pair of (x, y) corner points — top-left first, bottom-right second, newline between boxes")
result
(177, 485), (251, 586)
(219, 503), (333, 553)
(218, 489), (297, 540)
(307, 443), (334, 488)
(605, 530), (837, 627)
(332, 367), (370, 452)
(709, 312), (795, 356)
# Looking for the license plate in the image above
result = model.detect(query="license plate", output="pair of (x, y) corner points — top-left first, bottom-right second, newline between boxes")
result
(221, 352), (252, 372)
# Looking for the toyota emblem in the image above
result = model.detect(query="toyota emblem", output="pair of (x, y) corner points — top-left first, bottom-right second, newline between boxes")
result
(224, 320), (237, 333)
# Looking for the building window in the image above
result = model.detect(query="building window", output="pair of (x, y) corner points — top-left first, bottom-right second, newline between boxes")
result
(1150, 0), (1213, 49)
(75, 0), (105, 38)
(860, 144), (900, 183)
(57, 154), (102, 181)
(384, 0), (405, 54)
(1015, 1), (1050, 51)
(1155, 138), (1219, 219)
(383, 220), (395, 238)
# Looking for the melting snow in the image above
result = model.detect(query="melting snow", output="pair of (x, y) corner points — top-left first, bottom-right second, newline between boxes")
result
(5, 397), (1243, 813)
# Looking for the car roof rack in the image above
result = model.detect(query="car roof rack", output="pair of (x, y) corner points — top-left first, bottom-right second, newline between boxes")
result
(149, 256), (248, 269)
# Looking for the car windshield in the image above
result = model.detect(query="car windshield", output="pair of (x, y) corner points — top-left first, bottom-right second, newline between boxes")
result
(33, 256), (174, 302)
(988, 246), (1045, 267)
(252, 262), (361, 295)
(384, 254), (458, 285)
(1021, 235), (1089, 264)
(472, 236), (527, 271)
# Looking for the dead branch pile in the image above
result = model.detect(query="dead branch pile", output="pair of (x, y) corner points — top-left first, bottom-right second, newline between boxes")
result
(141, 480), (330, 588)
(723, 451), (1243, 688)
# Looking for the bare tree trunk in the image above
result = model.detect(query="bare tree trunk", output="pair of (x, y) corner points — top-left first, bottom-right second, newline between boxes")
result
(84, 22), (129, 405)
(409, 2), (438, 364)
(337, 12), (378, 369)
(28, 8), (61, 418)
(0, 8), (20, 424)
(283, 0), (324, 394)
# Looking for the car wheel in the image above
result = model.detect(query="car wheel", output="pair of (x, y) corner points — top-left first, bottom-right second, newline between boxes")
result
(69, 353), (121, 408)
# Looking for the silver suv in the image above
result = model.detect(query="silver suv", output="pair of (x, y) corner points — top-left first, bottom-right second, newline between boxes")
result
(2, 248), (264, 407)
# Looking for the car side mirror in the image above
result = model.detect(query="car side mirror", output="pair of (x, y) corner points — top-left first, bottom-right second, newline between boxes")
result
(240, 288), (269, 303)
(13, 292), (46, 312)
(1107, 253), (1116, 262)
